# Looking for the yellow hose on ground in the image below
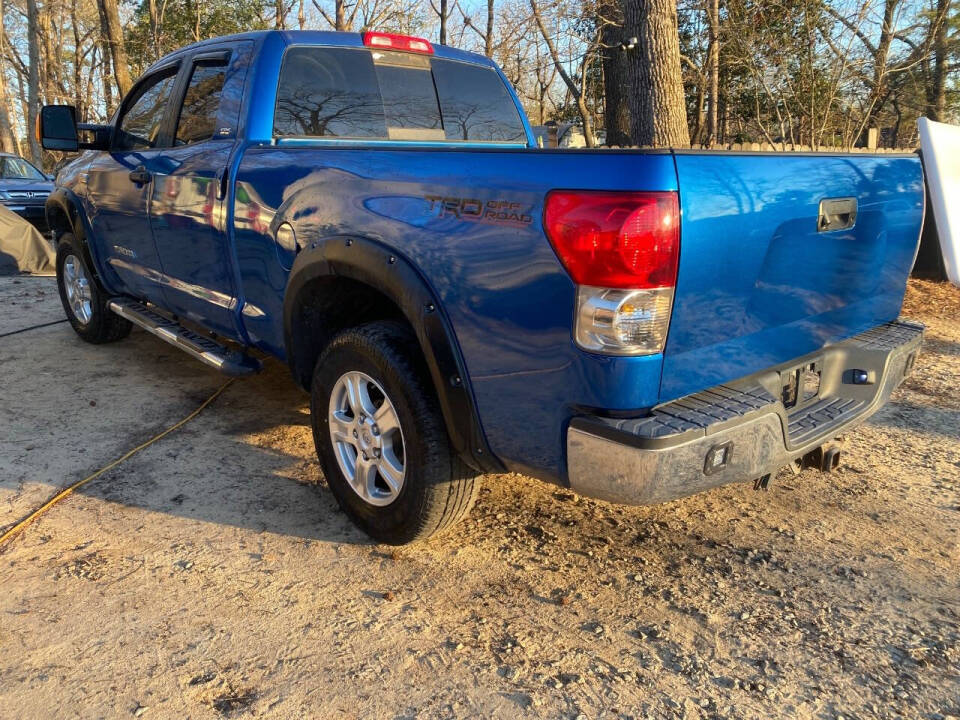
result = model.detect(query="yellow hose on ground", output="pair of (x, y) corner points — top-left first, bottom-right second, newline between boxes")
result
(0, 378), (235, 551)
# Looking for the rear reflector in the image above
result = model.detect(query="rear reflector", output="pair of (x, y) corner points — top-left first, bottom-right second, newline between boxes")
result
(544, 191), (679, 289)
(362, 31), (434, 54)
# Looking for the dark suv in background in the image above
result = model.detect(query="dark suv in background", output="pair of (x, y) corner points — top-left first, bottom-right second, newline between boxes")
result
(0, 152), (53, 234)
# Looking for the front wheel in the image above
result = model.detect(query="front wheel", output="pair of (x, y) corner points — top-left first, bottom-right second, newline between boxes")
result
(310, 321), (478, 544)
(55, 234), (131, 343)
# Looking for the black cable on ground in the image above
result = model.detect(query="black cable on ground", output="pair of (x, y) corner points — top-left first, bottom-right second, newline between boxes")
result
(0, 318), (69, 339)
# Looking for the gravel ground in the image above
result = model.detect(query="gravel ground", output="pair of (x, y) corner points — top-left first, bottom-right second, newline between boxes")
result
(0, 276), (957, 720)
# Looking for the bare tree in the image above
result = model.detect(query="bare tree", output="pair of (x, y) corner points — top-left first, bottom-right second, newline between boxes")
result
(275, 0), (295, 28)
(26, 0), (42, 162)
(148, 0), (161, 61)
(100, 29), (114, 114)
(0, 0), (952, 169)
(483, 0), (494, 57)
(429, 0), (452, 44)
(0, 0), (20, 153)
(313, 0), (359, 30)
(624, 0), (690, 146)
(462, 0), (496, 57)
(927, 0), (951, 120)
(97, 0), (132, 97)
(704, 0), (719, 144)
(598, 0), (631, 145)
(529, 0), (597, 146)
(71, 0), (83, 115)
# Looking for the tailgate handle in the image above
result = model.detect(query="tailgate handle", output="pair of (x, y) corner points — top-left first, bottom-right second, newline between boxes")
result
(818, 197), (857, 232)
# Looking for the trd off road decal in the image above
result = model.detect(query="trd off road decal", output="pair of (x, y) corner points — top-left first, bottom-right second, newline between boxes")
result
(425, 195), (533, 226)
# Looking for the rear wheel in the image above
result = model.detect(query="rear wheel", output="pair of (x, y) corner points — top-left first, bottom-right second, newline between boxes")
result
(310, 321), (478, 544)
(55, 233), (131, 343)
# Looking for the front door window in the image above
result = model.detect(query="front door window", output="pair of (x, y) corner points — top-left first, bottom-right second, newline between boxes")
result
(114, 71), (178, 151)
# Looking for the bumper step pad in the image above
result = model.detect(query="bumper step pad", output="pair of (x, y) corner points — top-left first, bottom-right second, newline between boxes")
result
(567, 320), (924, 505)
(574, 383), (777, 450)
(572, 319), (924, 452)
(108, 298), (261, 377)
(786, 320), (923, 445)
(788, 396), (867, 446)
(567, 322), (923, 505)
(847, 319), (925, 351)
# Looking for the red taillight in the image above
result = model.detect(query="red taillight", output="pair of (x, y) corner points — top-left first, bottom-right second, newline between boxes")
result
(362, 31), (434, 54)
(544, 191), (680, 289)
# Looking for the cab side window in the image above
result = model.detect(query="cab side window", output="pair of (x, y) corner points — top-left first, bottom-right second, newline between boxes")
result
(274, 47), (387, 138)
(174, 60), (229, 145)
(115, 70), (178, 151)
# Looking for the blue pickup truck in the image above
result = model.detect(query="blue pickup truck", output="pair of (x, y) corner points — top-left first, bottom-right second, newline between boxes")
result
(39, 30), (925, 544)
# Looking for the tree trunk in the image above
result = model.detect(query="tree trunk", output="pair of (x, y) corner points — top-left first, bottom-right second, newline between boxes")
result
(100, 40), (114, 116)
(485, 0), (494, 57)
(298, 0), (305, 29)
(71, 0), (83, 117)
(97, 0), (132, 98)
(84, 48), (95, 120)
(40, 8), (56, 102)
(891, 98), (902, 146)
(439, 0), (448, 44)
(599, 0), (631, 146)
(0, 66), (17, 154)
(690, 80), (704, 145)
(149, 0), (160, 60)
(928, 0), (949, 120)
(26, 0), (42, 163)
(705, 0), (719, 145)
(16, 63), (29, 143)
(336, 0), (347, 30)
(0, 0), (20, 154)
(623, 0), (690, 146)
(861, 0), (898, 134)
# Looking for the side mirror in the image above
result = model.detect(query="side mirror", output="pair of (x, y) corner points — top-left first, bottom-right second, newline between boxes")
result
(39, 105), (79, 152)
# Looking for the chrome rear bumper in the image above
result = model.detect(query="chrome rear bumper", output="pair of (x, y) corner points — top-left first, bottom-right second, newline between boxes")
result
(566, 320), (924, 506)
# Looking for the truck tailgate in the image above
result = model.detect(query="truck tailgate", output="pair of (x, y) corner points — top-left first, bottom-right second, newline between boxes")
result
(662, 152), (924, 402)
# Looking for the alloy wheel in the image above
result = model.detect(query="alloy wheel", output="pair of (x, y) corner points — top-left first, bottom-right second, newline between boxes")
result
(63, 254), (93, 325)
(328, 370), (406, 506)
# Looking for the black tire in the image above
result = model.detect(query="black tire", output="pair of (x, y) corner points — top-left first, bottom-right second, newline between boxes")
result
(310, 321), (478, 544)
(55, 233), (132, 344)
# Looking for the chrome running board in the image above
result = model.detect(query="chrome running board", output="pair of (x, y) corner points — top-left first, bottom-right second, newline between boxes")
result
(107, 298), (261, 377)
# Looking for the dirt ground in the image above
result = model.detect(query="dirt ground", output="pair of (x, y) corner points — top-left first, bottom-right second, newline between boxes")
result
(0, 276), (957, 720)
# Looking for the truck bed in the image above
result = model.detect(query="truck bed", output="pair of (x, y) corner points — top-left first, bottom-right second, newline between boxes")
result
(231, 146), (924, 479)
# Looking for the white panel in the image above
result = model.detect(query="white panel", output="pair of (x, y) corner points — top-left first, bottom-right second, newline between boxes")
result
(918, 117), (960, 287)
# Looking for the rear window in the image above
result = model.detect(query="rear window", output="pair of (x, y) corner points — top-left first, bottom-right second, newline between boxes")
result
(374, 57), (443, 140)
(432, 60), (527, 142)
(273, 47), (387, 138)
(273, 46), (526, 144)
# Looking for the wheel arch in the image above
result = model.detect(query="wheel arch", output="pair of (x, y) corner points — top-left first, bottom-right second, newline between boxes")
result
(283, 235), (502, 474)
(45, 188), (106, 287)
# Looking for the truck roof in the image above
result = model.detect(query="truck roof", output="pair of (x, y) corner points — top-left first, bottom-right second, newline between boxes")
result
(149, 29), (496, 73)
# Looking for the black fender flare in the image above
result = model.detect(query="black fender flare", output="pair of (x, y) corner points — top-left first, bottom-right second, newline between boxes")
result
(45, 187), (106, 287)
(283, 236), (503, 474)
